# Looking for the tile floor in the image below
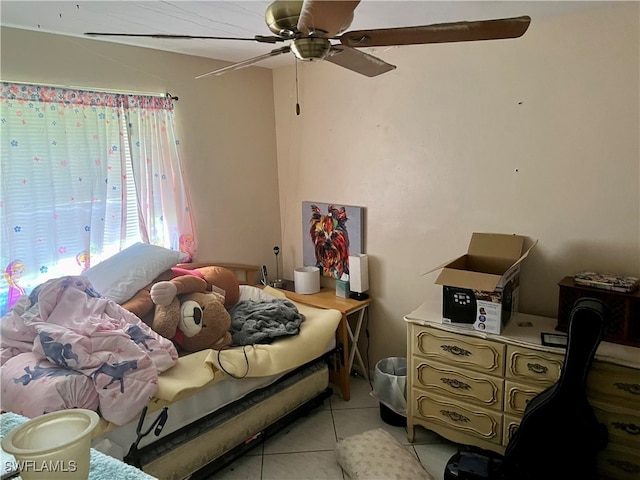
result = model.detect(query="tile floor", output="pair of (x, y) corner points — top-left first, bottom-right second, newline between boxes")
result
(211, 375), (461, 480)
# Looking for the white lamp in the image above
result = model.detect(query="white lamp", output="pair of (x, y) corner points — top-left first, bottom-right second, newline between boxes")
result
(349, 254), (369, 300)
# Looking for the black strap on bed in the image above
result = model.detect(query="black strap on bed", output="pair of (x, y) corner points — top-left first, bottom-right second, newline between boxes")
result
(124, 405), (169, 468)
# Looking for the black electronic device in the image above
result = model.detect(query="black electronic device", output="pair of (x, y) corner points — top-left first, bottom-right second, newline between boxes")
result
(443, 286), (477, 324)
(444, 448), (504, 480)
(501, 281), (513, 319)
(261, 265), (268, 286)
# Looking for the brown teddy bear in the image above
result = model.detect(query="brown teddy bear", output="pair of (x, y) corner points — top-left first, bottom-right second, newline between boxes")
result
(121, 265), (240, 322)
(153, 290), (232, 352)
(120, 265), (239, 352)
(151, 265), (240, 308)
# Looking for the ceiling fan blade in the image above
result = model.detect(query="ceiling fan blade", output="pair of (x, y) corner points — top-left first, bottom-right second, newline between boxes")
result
(325, 45), (396, 77)
(84, 32), (284, 44)
(297, 0), (360, 37)
(339, 16), (531, 47)
(195, 46), (291, 79)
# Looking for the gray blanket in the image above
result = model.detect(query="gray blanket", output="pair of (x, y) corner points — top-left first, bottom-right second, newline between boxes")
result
(228, 299), (305, 346)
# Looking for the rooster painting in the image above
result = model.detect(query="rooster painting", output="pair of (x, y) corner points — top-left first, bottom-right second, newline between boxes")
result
(308, 204), (351, 279)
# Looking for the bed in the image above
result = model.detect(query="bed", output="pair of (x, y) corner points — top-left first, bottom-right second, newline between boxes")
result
(0, 245), (342, 480)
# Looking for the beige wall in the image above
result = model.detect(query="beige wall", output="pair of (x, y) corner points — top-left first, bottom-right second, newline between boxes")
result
(0, 27), (283, 268)
(273, 3), (640, 367)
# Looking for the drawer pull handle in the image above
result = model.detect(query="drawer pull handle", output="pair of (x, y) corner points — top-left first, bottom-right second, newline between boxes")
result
(614, 382), (640, 395)
(612, 422), (640, 436)
(441, 378), (471, 390)
(440, 410), (470, 423)
(606, 459), (640, 474)
(441, 345), (471, 357)
(527, 363), (548, 375)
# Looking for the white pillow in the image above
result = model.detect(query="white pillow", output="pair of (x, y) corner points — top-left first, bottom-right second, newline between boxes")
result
(335, 428), (434, 480)
(238, 285), (277, 302)
(84, 243), (187, 304)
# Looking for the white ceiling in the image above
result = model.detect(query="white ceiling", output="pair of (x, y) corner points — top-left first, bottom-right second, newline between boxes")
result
(0, 1), (609, 70)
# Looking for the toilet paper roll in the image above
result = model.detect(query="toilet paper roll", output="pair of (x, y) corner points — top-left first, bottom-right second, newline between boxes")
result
(294, 266), (320, 294)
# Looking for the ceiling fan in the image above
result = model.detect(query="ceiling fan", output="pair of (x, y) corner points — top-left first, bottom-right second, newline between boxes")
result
(85, 0), (531, 79)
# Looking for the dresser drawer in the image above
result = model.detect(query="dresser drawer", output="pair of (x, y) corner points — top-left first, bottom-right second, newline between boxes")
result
(592, 401), (640, 448)
(588, 362), (640, 410)
(413, 391), (502, 446)
(413, 357), (504, 411)
(503, 413), (521, 446)
(597, 443), (640, 480)
(504, 380), (546, 416)
(505, 345), (563, 386)
(412, 325), (504, 376)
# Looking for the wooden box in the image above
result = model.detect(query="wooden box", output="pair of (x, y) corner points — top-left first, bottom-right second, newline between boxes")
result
(556, 276), (640, 347)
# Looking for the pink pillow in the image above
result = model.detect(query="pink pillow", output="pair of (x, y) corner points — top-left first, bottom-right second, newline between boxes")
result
(171, 267), (205, 279)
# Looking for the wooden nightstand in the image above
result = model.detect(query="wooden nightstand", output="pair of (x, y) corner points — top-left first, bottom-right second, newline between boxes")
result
(277, 288), (372, 401)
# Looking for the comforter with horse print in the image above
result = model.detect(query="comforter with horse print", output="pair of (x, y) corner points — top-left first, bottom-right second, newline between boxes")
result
(0, 276), (178, 425)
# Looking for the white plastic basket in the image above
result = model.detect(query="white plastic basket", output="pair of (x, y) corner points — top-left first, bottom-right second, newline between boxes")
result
(2, 409), (99, 480)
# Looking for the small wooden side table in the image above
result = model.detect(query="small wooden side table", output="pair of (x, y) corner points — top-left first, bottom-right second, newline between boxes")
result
(277, 288), (372, 401)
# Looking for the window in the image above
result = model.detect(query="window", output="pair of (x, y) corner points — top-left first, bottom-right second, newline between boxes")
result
(0, 83), (195, 315)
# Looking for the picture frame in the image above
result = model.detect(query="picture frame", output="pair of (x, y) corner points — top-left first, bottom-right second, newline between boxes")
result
(541, 332), (568, 348)
(301, 201), (364, 279)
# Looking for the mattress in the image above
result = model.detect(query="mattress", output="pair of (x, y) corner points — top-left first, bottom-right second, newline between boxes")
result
(92, 369), (290, 457)
(93, 328), (338, 459)
(93, 327), (338, 467)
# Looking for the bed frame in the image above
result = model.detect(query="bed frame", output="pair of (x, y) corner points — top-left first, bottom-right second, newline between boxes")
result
(95, 262), (335, 480)
(175, 262), (261, 287)
(134, 359), (332, 479)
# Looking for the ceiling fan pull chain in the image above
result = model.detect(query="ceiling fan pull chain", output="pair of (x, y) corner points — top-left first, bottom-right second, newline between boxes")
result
(295, 60), (301, 116)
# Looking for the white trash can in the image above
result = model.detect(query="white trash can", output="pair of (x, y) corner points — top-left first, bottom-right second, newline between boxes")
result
(372, 357), (407, 427)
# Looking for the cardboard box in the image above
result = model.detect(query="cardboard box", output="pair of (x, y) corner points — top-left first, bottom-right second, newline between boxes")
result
(428, 232), (537, 334)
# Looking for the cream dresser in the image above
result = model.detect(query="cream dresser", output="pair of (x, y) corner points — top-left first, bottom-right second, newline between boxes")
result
(405, 302), (640, 480)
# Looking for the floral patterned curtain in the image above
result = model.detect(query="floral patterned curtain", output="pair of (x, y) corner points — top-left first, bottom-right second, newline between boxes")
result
(0, 82), (196, 315)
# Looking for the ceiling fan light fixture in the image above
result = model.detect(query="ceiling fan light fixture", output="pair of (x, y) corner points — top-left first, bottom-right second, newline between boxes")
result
(265, 0), (303, 38)
(291, 37), (331, 61)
